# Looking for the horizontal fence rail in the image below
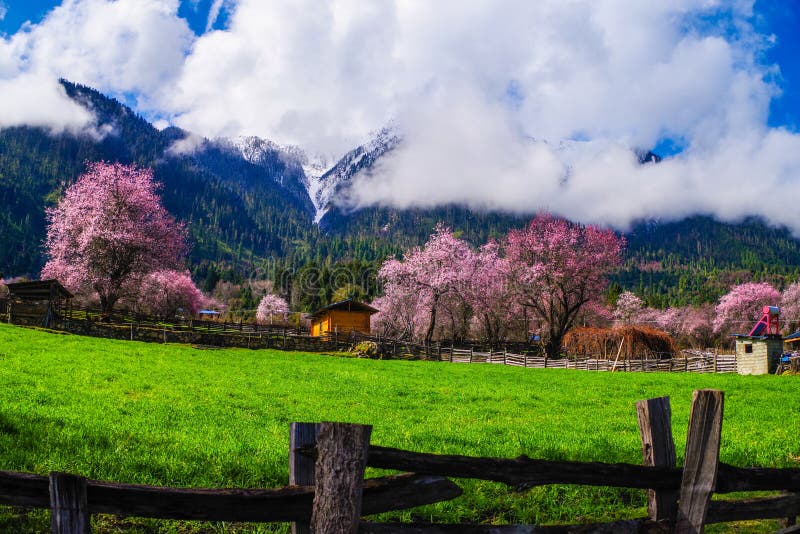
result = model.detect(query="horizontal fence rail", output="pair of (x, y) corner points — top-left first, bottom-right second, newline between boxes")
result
(1, 391), (798, 533)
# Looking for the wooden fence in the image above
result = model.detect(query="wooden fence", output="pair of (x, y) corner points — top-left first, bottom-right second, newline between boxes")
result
(2, 305), (740, 373)
(1, 390), (799, 533)
(443, 347), (738, 373)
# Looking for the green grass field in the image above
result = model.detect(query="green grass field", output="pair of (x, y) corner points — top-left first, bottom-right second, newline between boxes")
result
(0, 322), (798, 532)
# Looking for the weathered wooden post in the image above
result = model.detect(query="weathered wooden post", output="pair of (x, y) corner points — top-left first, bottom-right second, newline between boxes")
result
(310, 422), (372, 534)
(636, 396), (678, 522)
(779, 492), (798, 530)
(289, 422), (319, 534)
(676, 389), (724, 534)
(49, 472), (90, 534)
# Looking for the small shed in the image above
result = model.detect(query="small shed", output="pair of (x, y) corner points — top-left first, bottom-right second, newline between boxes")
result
(6, 279), (73, 329)
(309, 299), (378, 337)
(733, 335), (783, 375)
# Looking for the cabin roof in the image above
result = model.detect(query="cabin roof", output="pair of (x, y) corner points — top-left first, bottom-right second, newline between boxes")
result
(309, 298), (378, 319)
(5, 279), (73, 300)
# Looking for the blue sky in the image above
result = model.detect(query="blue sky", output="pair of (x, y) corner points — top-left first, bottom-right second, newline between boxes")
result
(0, 0), (230, 35)
(2, 1), (800, 231)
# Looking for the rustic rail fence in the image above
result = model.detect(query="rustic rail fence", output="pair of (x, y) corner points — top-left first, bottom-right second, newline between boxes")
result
(443, 347), (738, 374)
(1, 390), (799, 533)
(2, 304), (740, 373)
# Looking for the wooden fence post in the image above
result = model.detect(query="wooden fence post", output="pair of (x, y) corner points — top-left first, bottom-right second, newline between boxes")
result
(310, 422), (372, 534)
(289, 422), (320, 534)
(780, 491), (798, 530)
(49, 472), (90, 534)
(636, 397), (678, 522)
(676, 389), (724, 534)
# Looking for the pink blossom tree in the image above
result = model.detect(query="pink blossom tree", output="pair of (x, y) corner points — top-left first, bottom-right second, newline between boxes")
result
(137, 270), (204, 319)
(42, 162), (187, 314)
(613, 291), (645, 324)
(781, 282), (800, 332)
(679, 305), (717, 348)
(713, 282), (780, 335)
(464, 242), (519, 343)
(575, 301), (614, 329)
(377, 224), (473, 345)
(506, 213), (624, 357)
(256, 293), (290, 324)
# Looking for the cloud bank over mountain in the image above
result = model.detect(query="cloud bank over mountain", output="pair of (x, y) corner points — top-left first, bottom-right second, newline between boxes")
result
(2, 0), (800, 231)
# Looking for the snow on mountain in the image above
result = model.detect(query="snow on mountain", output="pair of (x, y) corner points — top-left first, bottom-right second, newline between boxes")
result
(313, 126), (402, 223)
(230, 135), (332, 221)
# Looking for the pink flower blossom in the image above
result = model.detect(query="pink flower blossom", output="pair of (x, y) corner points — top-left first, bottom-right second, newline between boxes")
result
(713, 282), (780, 334)
(42, 162), (187, 314)
(256, 293), (290, 324)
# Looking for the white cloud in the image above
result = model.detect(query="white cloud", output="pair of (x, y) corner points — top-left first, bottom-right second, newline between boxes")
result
(0, 72), (94, 132)
(3, 0), (800, 234)
(0, 3), (7, 22)
(0, 0), (192, 130)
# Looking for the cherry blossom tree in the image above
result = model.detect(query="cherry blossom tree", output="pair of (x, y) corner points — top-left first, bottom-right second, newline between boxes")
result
(781, 282), (800, 332)
(256, 293), (290, 324)
(464, 242), (519, 343)
(370, 287), (425, 340)
(42, 162), (187, 314)
(613, 291), (645, 324)
(506, 213), (624, 358)
(377, 224), (473, 345)
(713, 282), (780, 334)
(137, 270), (204, 319)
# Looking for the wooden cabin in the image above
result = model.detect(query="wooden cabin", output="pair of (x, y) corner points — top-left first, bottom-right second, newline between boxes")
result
(6, 279), (73, 329)
(309, 299), (378, 337)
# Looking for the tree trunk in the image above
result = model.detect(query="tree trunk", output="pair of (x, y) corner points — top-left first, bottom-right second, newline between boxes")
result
(98, 292), (118, 318)
(544, 332), (563, 359)
(424, 294), (439, 347)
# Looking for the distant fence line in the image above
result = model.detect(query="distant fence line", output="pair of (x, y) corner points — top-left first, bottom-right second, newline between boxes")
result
(1, 390), (798, 532)
(1, 301), (740, 373)
(445, 347), (738, 374)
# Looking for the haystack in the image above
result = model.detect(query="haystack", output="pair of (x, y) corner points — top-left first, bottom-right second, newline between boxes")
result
(562, 325), (675, 359)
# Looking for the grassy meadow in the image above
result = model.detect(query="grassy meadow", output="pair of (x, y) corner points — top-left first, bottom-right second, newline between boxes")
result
(0, 322), (798, 532)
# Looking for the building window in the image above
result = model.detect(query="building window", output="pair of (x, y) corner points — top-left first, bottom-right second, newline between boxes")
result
(744, 344), (753, 354)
